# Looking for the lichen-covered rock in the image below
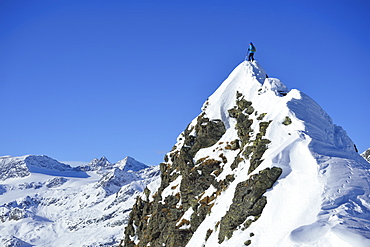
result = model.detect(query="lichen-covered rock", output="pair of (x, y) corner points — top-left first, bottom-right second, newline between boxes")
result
(236, 98), (252, 111)
(228, 94), (272, 174)
(257, 113), (267, 120)
(283, 116), (292, 125)
(218, 167), (282, 243)
(121, 115), (226, 247)
(228, 97), (253, 147)
(184, 115), (226, 157)
(246, 121), (272, 174)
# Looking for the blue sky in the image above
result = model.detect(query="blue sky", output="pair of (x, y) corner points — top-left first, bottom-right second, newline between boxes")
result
(1, 0), (370, 166)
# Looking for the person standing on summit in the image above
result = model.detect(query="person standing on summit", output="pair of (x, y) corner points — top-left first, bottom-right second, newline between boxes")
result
(248, 42), (256, 61)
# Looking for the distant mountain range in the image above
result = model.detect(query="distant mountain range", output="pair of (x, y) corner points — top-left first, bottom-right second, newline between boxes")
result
(0, 155), (159, 246)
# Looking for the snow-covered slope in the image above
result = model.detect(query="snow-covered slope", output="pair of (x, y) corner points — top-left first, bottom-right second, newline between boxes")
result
(0, 155), (159, 247)
(122, 61), (370, 247)
(0, 155), (78, 181)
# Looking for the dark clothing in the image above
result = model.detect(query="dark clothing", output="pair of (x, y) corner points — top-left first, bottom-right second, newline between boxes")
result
(248, 52), (254, 61)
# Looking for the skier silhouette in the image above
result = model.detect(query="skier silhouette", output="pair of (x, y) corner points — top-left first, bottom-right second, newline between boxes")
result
(248, 42), (256, 61)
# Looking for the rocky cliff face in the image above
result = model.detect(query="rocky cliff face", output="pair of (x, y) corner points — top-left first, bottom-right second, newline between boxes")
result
(122, 94), (282, 246)
(121, 61), (370, 247)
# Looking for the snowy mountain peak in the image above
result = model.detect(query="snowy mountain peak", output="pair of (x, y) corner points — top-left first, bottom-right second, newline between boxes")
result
(78, 156), (112, 171)
(88, 156), (111, 167)
(24, 155), (73, 171)
(0, 155), (75, 181)
(122, 61), (370, 247)
(77, 156), (149, 173)
(115, 156), (149, 172)
(92, 156), (111, 165)
(361, 148), (370, 162)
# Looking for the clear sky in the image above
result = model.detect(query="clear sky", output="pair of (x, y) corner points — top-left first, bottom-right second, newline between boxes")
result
(1, 0), (370, 166)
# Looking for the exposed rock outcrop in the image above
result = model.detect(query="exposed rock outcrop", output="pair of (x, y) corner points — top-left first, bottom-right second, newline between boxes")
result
(121, 90), (281, 246)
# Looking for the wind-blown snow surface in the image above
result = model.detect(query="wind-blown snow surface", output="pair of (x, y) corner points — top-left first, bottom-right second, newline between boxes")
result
(0, 155), (159, 246)
(132, 61), (370, 247)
